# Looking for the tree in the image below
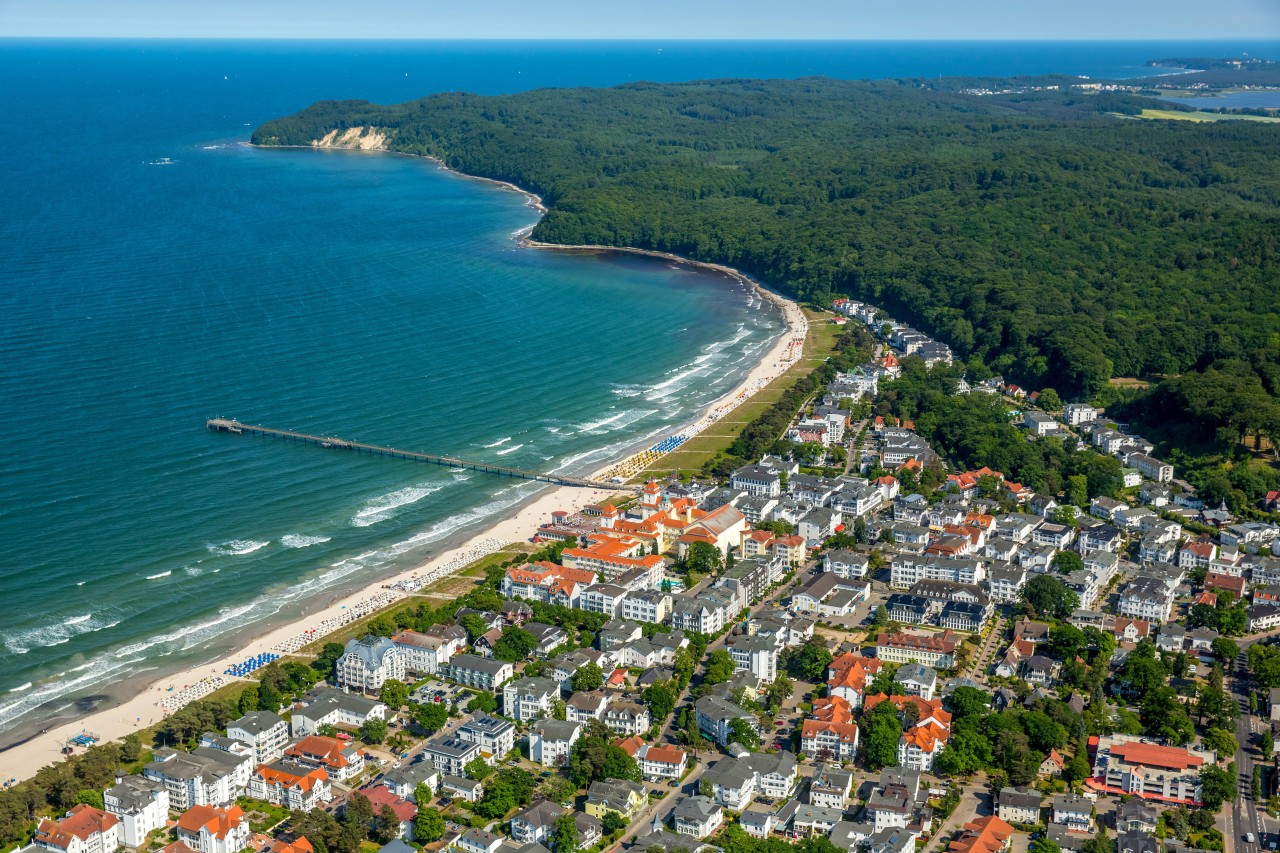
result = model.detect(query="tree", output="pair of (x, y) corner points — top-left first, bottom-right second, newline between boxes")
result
(1262, 729), (1274, 761)
(359, 718), (387, 744)
(571, 663), (604, 693)
(1198, 763), (1235, 811)
(467, 691), (498, 714)
(1029, 838), (1062, 853)
(1023, 575), (1079, 620)
(317, 723), (338, 738)
(786, 638), (834, 681)
(493, 626), (538, 662)
(1064, 748), (1092, 783)
(414, 701), (448, 733)
(764, 673), (795, 712)
(1038, 389), (1063, 412)
(72, 790), (104, 810)
(414, 807), (445, 843)
(313, 642), (345, 680)
(862, 702), (902, 771)
(465, 757), (494, 781)
(120, 733), (142, 764)
(380, 679), (409, 710)
(373, 805), (401, 844)
(342, 792), (374, 837)
(704, 649), (735, 686)
(1203, 727), (1238, 758)
(1051, 551), (1084, 576)
(1065, 474), (1088, 509)
(1082, 829), (1111, 853)
(871, 605), (889, 628)
(551, 813), (579, 853)
(642, 684), (677, 722)
(728, 718), (761, 749)
(602, 811), (627, 836)
(1211, 637), (1240, 663)
(459, 614), (490, 641)
(682, 541), (722, 575)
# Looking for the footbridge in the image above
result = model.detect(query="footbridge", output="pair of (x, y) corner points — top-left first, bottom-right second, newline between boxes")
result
(205, 419), (636, 491)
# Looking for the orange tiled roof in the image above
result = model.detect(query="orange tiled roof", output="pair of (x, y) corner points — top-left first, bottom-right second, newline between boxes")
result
(270, 838), (316, 853)
(948, 815), (1015, 853)
(811, 696), (855, 725)
(802, 718), (860, 744)
(36, 806), (119, 850)
(642, 744), (686, 765)
(177, 805), (246, 841)
(361, 786), (417, 823)
(285, 736), (350, 769)
(255, 763), (328, 792)
(827, 653), (882, 694)
(615, 735), (645, 756)
(1109, 741), (1205, 771)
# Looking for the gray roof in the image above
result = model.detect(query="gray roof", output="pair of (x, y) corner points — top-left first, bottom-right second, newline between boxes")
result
(105, 775), (166, 811)
(673, 795), (722, 824)
(228, 710), (284, 735)
(342, 634), (399, 669)
(894, 663), (937, 687)
(450, 653), (511, 675)
(999, 786), (1043, 809)
(1051, 793), (1095, 813)
(382, 762), (440, 789)
(512, 800), (565, 829)
(379, 842), (416, 853)
(298, 685), (384, 719)
(440, 774), (482, 792)
(530, 718), (582, 742)
(793, 804), (845, 825)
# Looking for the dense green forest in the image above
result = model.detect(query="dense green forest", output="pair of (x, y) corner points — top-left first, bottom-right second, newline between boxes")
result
(254, 76), (1280, 449)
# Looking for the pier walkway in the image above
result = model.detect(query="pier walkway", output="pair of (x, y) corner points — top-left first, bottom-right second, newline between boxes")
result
(206, 419), (635, 491)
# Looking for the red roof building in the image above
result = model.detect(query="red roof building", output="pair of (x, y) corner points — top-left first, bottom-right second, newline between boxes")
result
(35, 806), (120, 853)
(948, 816), (1015, 853)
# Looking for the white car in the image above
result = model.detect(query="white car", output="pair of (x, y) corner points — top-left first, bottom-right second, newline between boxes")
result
(1245, 833), (1256, 844)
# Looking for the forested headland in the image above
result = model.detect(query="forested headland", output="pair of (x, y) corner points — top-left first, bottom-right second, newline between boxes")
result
(254, 75), (1280, 456)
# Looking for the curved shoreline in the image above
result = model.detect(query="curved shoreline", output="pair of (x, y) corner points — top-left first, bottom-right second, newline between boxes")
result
(0, 141), (809, 785)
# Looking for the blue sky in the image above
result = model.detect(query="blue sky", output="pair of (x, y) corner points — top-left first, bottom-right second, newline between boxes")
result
(2, 0), (1277, 40)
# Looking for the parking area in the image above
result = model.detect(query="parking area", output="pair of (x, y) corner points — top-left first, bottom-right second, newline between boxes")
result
(411, 679), (469, 706)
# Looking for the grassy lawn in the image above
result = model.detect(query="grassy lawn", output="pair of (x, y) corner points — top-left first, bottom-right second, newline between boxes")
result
(236, 797), (291, 833)
(630, 308), (846, 479)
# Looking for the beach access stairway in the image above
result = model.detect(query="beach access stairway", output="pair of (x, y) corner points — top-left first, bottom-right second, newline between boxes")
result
(205, 419), (635, 491)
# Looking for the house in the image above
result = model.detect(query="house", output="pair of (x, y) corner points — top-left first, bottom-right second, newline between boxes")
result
(585, 779), (646, 822)
(34, 806), (121, 853)
(566, 690), (609, 723)
(283, 736), (364, 782)
(694, 695), (757, 747)
(1116, 577), (1174, 623)
(826, 652), (883, 707)
(875, 630), (958, 668)
(808, 767), (854, 809)
(739, 810), (775, 840)
(825, 549), (870, 579)
(457, 714), (516, 763)
(446, 654), (513, 692)
(336, 635), (406, 693)
(419, 732), (481, 778)
(1021, 656), (1059, 687)
(509, 801), (565, 845)
(801, 704), (861, 762)
(702, 752), (798, 811)
(1050, 794), (1094, 832)
(439, 775), (483, 803)
(502, 677), (559, 722)
(223, 712), (288, 765)
(672, 796), (724, 838)
(391, 630), (450, 676)
(1065, 404), (1098, 426)
(893, 663), (937, 701)
(174, 805), (250, 853)
(1114, 799), (1157, 833)
(1249, 604), (1280, 633)
(360, 787), (416, 840)
(1113, 618), (1150, 643)
(731, 464), (783, 498)
(103, 775), (168, 849)
(791, 804), (845, 837)
(728, 636), (779, 682)
(864, 694), (952, 771)
(602, 699), (650, 735)
(458, 829), (503, 853)
(864, 769), (918, 833)
(248, 761), (331, 811)
(381, 763), (440, 803)
(290, 687), (389, 738)
(529, 719), (582, 768)
(637, 744), (687, 782)
(143, 747), (252, 811)
(947, 816), (1014, 853)
(500, 561), (597, 608)
(1091, 734), (1214, 802)
(996, 786), (1042, 825)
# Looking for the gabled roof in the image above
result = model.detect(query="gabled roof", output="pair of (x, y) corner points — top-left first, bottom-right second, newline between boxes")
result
(176, 805), (246, 841)
(36, 806), (120, 850)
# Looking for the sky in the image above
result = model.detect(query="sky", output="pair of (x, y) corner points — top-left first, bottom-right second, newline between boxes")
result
(2, 0), (1278, 40)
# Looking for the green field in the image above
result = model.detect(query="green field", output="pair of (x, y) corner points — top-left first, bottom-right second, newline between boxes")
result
(1119, 108), (1280, 123)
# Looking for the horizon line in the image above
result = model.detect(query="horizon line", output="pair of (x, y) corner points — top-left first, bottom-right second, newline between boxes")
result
(0, 35), (1274, 42)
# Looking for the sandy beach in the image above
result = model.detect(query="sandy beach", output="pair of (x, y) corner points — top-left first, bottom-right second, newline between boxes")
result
(0, 153), (810, 788)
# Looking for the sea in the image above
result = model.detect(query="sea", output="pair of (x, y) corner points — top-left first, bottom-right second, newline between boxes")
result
(1, 38), (1276, 749)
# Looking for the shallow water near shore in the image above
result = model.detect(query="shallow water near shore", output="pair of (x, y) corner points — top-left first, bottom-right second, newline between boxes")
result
(1, 37), (1276, 744)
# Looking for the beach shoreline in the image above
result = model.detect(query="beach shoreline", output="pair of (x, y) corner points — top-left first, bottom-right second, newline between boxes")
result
(0, 144), (809, 787)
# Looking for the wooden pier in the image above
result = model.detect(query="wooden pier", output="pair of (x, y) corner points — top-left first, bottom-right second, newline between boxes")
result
(205, 419), (635, 491)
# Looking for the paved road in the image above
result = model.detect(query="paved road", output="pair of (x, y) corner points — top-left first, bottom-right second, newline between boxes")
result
(1230, 649), (1268, 853)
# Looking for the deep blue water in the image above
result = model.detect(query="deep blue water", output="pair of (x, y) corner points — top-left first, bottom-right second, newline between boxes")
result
(1, 38), (1277, 743)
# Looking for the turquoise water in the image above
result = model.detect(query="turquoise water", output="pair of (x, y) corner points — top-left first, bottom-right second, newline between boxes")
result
(1, 38), (1276, 743)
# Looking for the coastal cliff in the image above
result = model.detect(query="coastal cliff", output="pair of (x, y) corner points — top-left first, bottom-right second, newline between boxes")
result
(311, 126), (388, 150)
